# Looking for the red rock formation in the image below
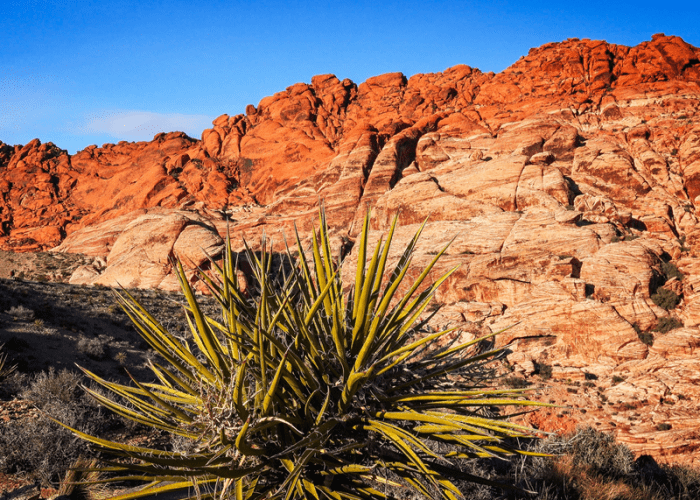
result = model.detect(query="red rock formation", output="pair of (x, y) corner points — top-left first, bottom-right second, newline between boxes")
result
(3, 34), (700, 465)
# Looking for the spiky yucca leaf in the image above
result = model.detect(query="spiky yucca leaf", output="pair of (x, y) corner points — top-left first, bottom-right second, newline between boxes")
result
(0, 343), (16, 382)
(61, 209), (548, 500)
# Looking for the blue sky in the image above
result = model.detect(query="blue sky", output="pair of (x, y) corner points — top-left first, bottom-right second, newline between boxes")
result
(2, 0), (699, 154)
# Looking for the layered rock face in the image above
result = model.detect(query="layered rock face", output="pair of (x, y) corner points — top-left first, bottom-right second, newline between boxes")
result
(3, 34), (700, 464)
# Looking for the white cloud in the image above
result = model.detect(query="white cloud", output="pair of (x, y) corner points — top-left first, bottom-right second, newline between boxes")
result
(77, 109), (215, 142)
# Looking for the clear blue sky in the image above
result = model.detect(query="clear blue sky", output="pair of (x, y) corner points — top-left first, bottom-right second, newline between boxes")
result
(2, 0), (699, 154)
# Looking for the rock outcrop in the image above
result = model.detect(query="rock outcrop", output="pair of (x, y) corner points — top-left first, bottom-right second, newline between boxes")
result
(2, 33), (700, 465)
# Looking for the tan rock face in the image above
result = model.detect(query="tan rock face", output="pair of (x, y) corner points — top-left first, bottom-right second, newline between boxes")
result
(3, 34), (700, 465)
(57, 210), (223, 291)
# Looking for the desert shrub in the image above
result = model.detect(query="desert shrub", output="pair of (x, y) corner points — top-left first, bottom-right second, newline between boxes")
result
(63, 210), (545, 500)
(653, 316), (683, 333)
(661, 261), (683, 281)
(76, 336), (108, 360)
(0, 368), (104, 484)
(559, 427), (635, 479)
(114, 351), (127, 365)
(501, 428), (700, 499)
(534, 361), (553, 380)
(651, 288), (681, 310)
(637, 331), (654, 346)
(504, 376), (530, 388)
(5, 304), (35, 320)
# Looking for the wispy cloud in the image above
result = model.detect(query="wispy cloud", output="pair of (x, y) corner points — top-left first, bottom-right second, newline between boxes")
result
(75, 109), (214, 142)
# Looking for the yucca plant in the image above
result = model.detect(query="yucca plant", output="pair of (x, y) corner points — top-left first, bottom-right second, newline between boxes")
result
(60, 209), (546, 500)
(0, 343), (16, 383)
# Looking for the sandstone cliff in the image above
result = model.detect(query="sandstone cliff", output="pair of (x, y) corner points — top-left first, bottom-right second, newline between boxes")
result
(2, 33), (700, 465)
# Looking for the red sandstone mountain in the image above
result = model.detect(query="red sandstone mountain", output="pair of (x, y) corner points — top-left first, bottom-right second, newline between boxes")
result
(2, 34), (700, 465)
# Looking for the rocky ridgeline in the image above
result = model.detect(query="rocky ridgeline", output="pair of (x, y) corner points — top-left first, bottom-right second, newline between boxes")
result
(1, 34), (700, 465)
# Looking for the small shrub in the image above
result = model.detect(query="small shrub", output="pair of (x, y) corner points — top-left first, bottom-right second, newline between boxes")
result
(612, 375), (626, 385)
(504, 376), (530, 388)
(534, 361), (553, 380)
(657, 423), (672, 431)
(651, 288), (681, 310)
(637, 331), (654, 346)
(6, 304), (35, 320)
(661, 261), (683, 281)
(114, 351), (127, 365)
(653, 316), (683, 333)
(76, 336), (108, 360)
(567, 427), (635, 478)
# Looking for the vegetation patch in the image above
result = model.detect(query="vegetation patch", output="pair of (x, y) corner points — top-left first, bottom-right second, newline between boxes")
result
(651, 288), (681, 310)
(653, 316), (683, 333)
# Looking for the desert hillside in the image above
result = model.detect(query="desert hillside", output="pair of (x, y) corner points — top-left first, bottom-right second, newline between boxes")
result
(2, 33), (700, 466)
